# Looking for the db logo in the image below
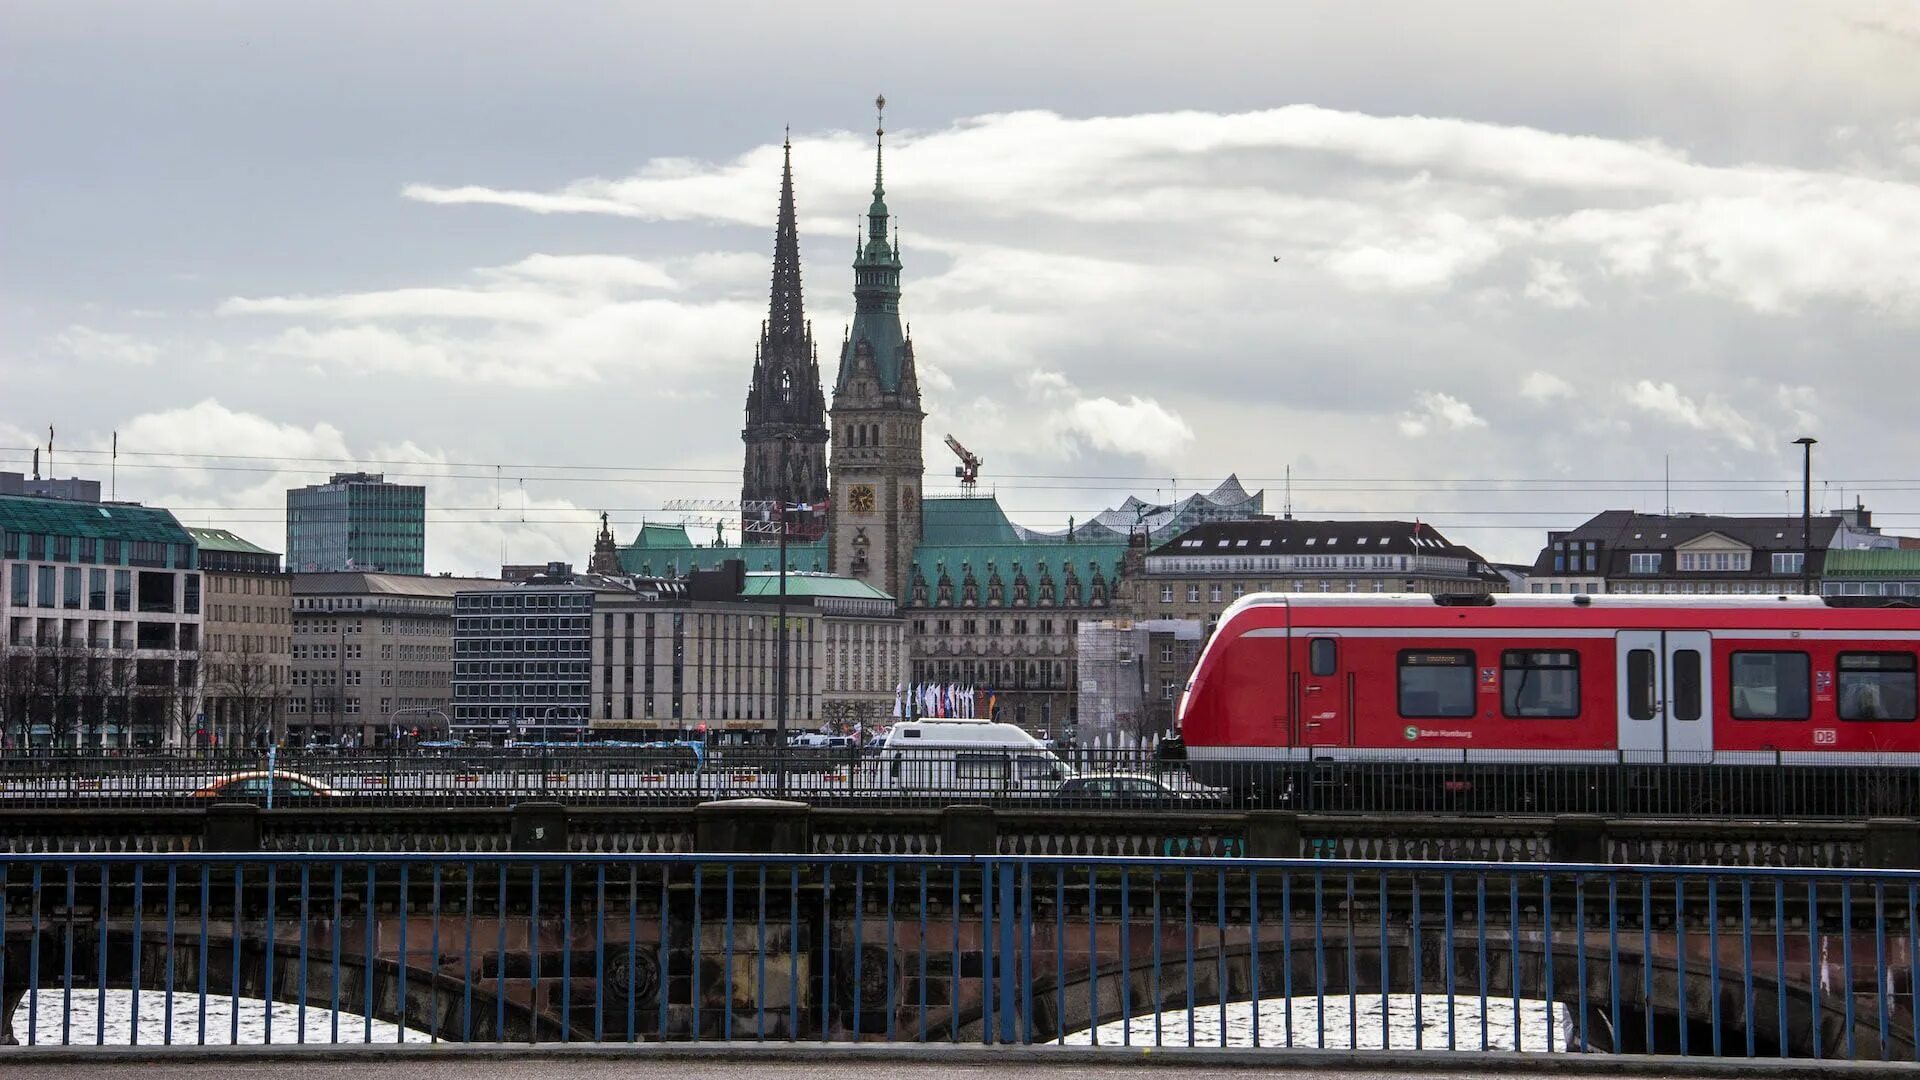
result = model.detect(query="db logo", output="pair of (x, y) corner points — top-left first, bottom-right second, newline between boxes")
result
(1403, 725), (1420, 741)
(1813, 729), (1838, 745)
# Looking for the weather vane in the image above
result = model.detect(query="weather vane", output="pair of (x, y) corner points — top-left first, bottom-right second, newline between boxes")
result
(876, 94), (886, 137)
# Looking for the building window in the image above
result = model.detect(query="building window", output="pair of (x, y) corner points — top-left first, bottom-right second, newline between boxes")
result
(1628, 553), (1660, 575)
(1501, 650), (1579, 718)
(1838, 653), (1918, 722)
(1160, 585), (1173, 604)
(9, 565), (27, 607)
(36, 566), (54, 608)
(114, 570), (131, 612)
(1729, 651), (1811, 720)
(1397, 650), (1475, 718)
(1772, 552), (1805, 576)
(1186, 584), (1200, 603)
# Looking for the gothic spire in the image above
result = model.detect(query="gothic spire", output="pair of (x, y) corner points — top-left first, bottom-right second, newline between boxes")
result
(868, 95), (889, 238)
(765, 131), (807, 354)
(838, 94), (911, 396)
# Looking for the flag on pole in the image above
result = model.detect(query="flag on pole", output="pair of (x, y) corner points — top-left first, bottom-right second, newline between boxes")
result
(893, 682), (905, 718)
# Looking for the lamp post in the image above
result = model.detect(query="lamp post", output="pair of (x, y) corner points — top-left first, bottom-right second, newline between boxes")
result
(775, 434), (794, 797)
(1795, 437), (1817, 596)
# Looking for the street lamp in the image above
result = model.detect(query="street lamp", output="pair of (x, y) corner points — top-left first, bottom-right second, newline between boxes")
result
(1795, 437), (1817, 596)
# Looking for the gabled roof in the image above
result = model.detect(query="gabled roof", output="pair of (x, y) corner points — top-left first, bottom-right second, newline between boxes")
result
(1528, 511), (1845, 577)
(0, 494), (193, 546)
(628, 523), (695, 549)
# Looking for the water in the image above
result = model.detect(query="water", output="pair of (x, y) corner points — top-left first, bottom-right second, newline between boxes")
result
(11, 989), (429, 1046)
(13, 989), (1574, 1051)
(1064, 994), (1578, 1051)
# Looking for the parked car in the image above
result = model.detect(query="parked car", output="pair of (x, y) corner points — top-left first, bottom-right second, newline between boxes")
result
(1052, 773), (1220, 809)
(191, 771), (339, 800)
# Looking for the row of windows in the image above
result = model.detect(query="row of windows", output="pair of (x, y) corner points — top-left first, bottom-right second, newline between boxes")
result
(1627, 552), (1802, 575)
(2, 534), (193, 569)
(1379, 647), (1917, 722)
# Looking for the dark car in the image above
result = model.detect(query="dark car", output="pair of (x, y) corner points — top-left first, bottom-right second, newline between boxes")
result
(1053, 774), (1219, 809)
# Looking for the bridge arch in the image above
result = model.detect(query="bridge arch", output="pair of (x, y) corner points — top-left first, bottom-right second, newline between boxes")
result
(2, 926), (577, 1045)
(942, 930), (1911, 1059)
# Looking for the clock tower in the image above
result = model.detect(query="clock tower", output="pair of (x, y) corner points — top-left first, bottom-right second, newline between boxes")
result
(828, 96), (924, 604)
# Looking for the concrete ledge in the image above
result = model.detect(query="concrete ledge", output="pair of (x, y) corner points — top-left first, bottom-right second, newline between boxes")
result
(5, 1041), (1919, 1077)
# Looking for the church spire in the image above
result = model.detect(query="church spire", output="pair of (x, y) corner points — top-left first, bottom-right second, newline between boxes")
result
(766, 131), (807, 354)
(868, 95), (889, 240)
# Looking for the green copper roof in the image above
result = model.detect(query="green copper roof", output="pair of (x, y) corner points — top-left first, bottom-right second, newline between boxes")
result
(922, 496), (1023, 546)
(740, 571), (894, 602)
(0, 495), (193, 545)
(1822, 549), (1920, 576)
(619, 540), (827, 579)
(186, 527), (278, 557)
(629, 523), (695, 549)
(837, 99), (912, 396)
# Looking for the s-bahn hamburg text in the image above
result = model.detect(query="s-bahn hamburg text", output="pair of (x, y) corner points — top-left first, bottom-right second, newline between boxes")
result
(1177, 593), (1920, 785)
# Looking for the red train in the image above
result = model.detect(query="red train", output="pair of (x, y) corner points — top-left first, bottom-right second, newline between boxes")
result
(1176, 594), (1920, 811)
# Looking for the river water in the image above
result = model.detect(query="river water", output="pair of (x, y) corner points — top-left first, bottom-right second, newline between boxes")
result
(1063, 993), (1577, 1051)
(13, 989), (1574, 1051)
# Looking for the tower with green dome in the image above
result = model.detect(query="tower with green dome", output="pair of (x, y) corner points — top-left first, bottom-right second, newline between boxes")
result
(828, 95), (926, 604)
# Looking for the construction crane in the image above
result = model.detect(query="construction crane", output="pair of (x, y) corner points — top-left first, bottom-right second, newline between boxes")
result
(945, 434), (982, 497)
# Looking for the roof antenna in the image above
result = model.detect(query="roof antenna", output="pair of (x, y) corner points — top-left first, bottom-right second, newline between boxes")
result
(1664, 453), (1670, 517)
(1284, 464), (1294, 520)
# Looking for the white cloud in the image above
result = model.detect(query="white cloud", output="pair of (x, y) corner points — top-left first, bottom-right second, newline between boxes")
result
(1523, 259), (1586, 308)
(1519, 371), (1576, 403)
(1624, 380), (1758, 451)
(53, 325), (159, 366)
(1052, 395), (1194, 459)
(1398, 392), (1489, 438)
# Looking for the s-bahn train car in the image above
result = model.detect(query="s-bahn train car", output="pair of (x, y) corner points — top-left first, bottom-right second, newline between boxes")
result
(1175, 593), (1920, 814)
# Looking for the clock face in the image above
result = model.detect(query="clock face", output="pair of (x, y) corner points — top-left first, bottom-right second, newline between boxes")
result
(850, 484), (876, 513)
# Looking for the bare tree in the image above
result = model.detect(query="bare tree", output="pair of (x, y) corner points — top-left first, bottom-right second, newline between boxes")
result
(212, 634), (284, 749)
(0, 641), (38, 748)
(33, 636), (91, 747)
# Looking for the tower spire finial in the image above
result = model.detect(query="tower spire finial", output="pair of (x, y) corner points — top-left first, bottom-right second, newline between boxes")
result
(874, 95), (886, 196)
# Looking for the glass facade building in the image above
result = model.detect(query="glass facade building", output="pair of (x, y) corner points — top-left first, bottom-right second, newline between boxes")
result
(286, 472), (426, 575)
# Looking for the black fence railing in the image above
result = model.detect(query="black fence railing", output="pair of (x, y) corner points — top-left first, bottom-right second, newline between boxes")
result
(0, 747), (1917, 817)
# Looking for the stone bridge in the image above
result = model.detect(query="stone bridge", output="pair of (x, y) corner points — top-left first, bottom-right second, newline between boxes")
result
(4, 857), (1911, 1058)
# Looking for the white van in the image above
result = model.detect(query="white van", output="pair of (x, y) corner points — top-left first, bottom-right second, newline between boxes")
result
(870, 719), (1073, 797)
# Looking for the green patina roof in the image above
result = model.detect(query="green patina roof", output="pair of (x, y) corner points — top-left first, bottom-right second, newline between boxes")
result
(629, 523), (695, 549)
(1822, 549), (1920, 577)
(186, 527), (278, 557)
(0, 495), (193, 545)
(620, 540), (828, 579)
(922, 496), (1022, 546)
(909, 540), (1129, 594)
(740, 572), (894, 603)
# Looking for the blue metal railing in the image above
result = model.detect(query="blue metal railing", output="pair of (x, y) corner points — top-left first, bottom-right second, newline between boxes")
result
(1, 852), (1916, 1059)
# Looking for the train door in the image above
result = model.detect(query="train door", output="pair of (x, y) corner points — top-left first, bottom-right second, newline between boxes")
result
(1616, 630), (1714, 763)
(1299, 635), (1351, 747)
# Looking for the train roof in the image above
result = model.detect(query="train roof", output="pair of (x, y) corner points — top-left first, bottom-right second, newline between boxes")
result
(1212, 591), (1920, 632)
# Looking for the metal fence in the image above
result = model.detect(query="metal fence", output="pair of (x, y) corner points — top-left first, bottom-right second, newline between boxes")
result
(2, 852), (1919, 1059)
(1, 747), (1918, 818)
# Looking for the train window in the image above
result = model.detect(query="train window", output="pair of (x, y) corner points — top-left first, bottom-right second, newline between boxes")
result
(1626, 650), (1656, 721)
(1838, 653), (1918, 722)
(1730, 651), (1811, 720)
(1398, 650), (1476, 718)
(1310, 637), (1338, 677)
(1672, 650), (1702, 721)
(1501, 650), (1579, 718)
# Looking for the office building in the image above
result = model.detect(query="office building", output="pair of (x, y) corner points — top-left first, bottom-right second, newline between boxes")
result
(286, 472), (426, 575)
(188, 527), (292, 748)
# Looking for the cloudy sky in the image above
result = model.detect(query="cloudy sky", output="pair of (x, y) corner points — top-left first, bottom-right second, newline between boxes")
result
(5, 1), (1919, 571)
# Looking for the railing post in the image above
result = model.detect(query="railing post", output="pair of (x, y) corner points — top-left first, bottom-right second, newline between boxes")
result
(694, 798), (811, 853)
(1245, 810), (1300, 859)
(1865, 818), (1920, 869)
(1552, 814), (1608, 864)
(940, 805), (997, 856)
(511, 800), (569, 852)
(204, 802), (261, 852)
